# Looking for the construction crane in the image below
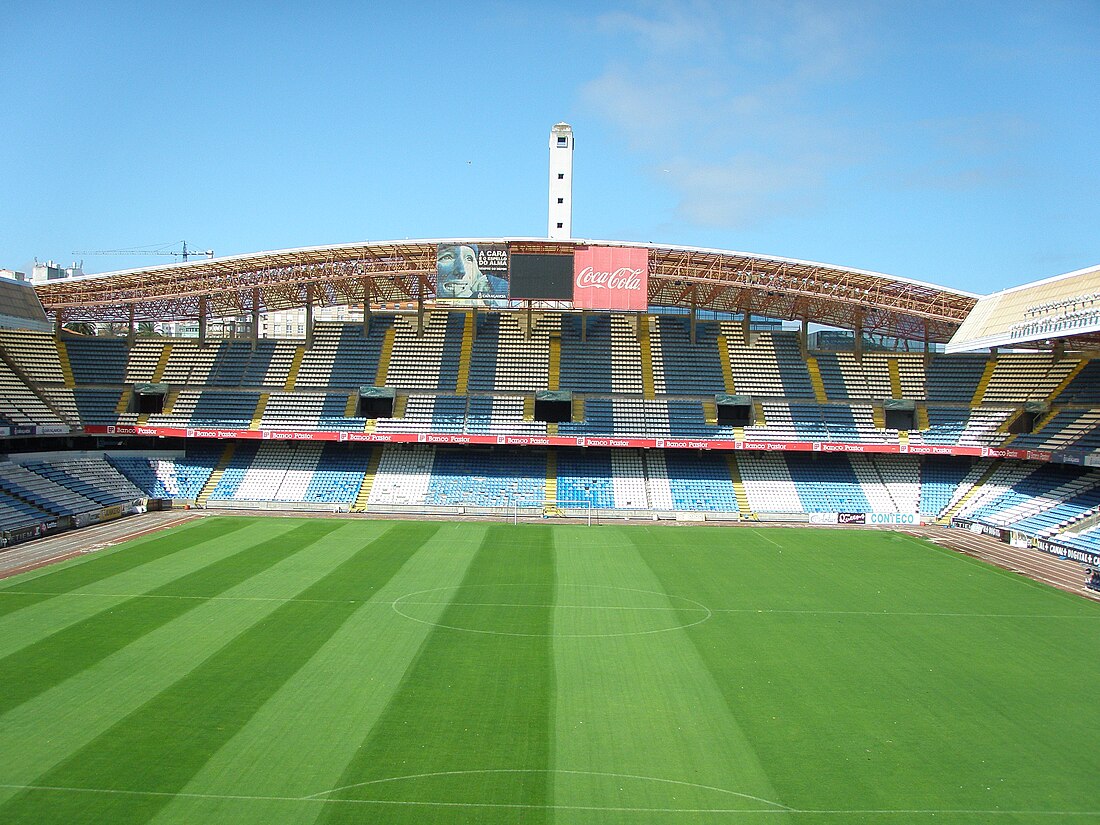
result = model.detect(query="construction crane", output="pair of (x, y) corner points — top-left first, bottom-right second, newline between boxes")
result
(72, 241), (214, 262)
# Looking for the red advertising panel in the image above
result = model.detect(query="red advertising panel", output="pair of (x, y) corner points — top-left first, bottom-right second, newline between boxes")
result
(573, 246), (648, 311)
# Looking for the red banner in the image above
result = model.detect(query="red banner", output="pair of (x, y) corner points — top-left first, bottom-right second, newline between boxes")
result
(572, 246), (648, 311)
(81, 425), (1055, 464)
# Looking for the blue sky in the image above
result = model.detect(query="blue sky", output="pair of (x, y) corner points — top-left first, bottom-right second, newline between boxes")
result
(2, 0), (1097, 295)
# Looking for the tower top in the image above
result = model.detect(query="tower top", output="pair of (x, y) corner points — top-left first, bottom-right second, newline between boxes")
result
(548, 124), (573, 239)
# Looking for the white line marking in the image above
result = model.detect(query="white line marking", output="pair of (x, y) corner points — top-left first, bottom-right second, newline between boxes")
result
(749, 529), (782, 548)
(0, 782), (1096, 816)
(0, 590), (1094, 621)
(390, 584), (714, 638)
(308, 767), (792, 809)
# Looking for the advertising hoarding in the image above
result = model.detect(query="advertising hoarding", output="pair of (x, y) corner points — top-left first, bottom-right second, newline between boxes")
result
(573, 246), (648, 311)
(435, 243), (509, 305)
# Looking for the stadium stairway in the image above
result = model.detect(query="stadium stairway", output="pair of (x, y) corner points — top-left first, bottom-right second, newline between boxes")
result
(715, 333), (737, 393)
(544, 450), (558, 515)
(376, 326), (396, 385)
(151, 344), (173, 382)
(888, 358), (903, 399)
(725, 454), (754, 519)
(284, 346), (306, 391)
(970, 357), (998, 406)
(547, 334), (561, 390)
(55, 339), (75, 387)
(937, 460), (1002, 524)
(351, 447), (381, 512)
(249, 394), (270, 430)
(455, 310), (475, 395)
(805, 355), (829, 402)
(702, 399), (718, 425)
(523, 396), (535, 421)
(196, 443), (237, 507)
(637, 316), (656, 400)
(115, 388), (132, 415)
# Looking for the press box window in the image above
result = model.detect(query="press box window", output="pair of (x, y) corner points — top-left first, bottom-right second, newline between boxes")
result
(557, 136), (568, 147)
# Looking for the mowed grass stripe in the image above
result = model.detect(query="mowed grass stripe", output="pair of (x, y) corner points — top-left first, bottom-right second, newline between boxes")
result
(634, 526), (1100, 815)
(0, 520), (383, 811)
(0, 517), (254, 619)
(0, 518), (307, 662)
(147, 523), (489, 825)
(316, 524), (555, 825)
(0, 519), (346, 717)
(0, 521), (442, 825)
(551, 526), (791, 821)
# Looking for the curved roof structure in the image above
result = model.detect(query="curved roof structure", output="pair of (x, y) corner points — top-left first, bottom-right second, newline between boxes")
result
(34, 238), (979, 343)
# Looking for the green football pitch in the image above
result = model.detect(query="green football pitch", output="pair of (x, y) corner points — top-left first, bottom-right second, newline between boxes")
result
(0, 516), (1097, 824)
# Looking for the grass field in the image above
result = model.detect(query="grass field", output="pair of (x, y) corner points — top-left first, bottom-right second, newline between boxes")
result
(0, 516), (1097, 824)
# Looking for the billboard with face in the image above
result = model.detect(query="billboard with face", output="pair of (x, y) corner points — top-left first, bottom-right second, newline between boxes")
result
(436, 243), (509, 305)
(572, 246), (648, 311)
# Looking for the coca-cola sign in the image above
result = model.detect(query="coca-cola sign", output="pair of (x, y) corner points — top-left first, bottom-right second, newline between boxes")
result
(573, 246), (648, 310)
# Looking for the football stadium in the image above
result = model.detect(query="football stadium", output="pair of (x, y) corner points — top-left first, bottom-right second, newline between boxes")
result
(1, 126), (1099, 823)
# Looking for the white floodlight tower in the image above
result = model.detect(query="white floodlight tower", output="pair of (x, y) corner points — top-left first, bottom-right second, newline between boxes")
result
(548, 123), (573, 239)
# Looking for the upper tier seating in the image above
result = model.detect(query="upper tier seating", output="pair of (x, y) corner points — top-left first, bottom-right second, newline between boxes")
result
(650, 317), (725, 395)
(722, 329), (815, 397)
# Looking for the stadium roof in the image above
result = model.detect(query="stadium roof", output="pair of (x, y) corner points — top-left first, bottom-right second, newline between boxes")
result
(946, 263), (1100, 353)
(34, 238), (979, 343)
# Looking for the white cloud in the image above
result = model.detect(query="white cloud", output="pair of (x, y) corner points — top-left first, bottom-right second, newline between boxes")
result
(580, 1), (871, 228)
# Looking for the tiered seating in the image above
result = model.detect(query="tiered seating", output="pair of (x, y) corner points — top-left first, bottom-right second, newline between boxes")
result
(210, 341), (298, 386)
(953, 462), (1041, 521)
(188, 392), (261, 428)
(466, 397), (547, 436)
(1010, 410), (1100, 452)
(70, 389), (123, 425)
(918, 457), (976, 516)
(0, 461), (101, 517)
(609, 449), (649, 508)
(386, 313), (457, 391)
(893, 354), (928, 399)
(926, 355), (989, 402)
(786, 454), (872, 512)
(738, 451), (804, 513)
(0, 360), (65, 427)
(301, 446), (367, 504)
(650, 317), (724, 395)
(642, 451), (674, 509)
(424, 449), (544, 507)
(0, 488), (51, 532)
(368, 446), (435, 506)
(981, 355), (1078, 404)
(0, 330), (66, 384)
(849, 454), (919, 512)
(814, 353), (892, 399)
(205, 442), (261, 500)
(559, 315), (613, 393)
(663, 451), (739, 512)
(159, 341), (220, 385)
(1054, 360), (1100, 404)
(556, 449), (615, 508)
(64, 336), (129, 384)
(20, 458), (144, 505)
(724, 330), (815, 397)
(123, 339), (165, 383)
(908, 407), (1013, 447)
(743, 403), (885, 443)
(258, 393), (364, 431)
(965, 465), (1092, 527)
(108, 445), (222, 499)
(207, 443), (326, 502)
(295, 320), (390, 389)
(611, 316), (642, 393)
(468, 313), (554, 392)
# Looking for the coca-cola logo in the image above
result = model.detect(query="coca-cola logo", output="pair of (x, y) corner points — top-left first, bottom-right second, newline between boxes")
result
(575, 266), (643, 291)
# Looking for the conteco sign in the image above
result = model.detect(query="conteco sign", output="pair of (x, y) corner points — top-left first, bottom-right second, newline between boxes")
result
(572, 246), (648, 311)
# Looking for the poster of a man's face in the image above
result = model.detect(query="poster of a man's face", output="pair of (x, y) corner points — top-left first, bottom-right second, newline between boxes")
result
(436, 243), (508, 305)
